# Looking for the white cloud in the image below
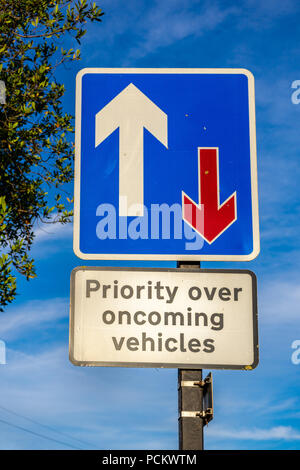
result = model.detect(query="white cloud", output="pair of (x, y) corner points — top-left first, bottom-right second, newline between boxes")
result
(125, 1), (236, 62)
(259, 279), (300, 323)
(34, 220), (73, 243)
(219, 396), (298, 416)
(208, 424), (300, 441)
(0, 298), (69, 341)
(84, 0), (237, 63)
(30, 217), (73, 257)
(241, 0), (297, 26)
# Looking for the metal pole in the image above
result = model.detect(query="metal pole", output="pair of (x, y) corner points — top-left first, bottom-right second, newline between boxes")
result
(177, 261), (204, 450)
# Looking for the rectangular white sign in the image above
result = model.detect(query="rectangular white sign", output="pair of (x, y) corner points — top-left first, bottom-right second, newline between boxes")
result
(69, 267), (258, 369)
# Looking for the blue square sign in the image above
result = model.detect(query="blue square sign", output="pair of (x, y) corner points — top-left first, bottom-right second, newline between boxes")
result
(74, 68), (259, 261)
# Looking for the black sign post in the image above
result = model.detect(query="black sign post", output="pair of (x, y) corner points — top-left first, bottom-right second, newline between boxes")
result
(177, 261), (209, 450)
(178, 368), (204, 450)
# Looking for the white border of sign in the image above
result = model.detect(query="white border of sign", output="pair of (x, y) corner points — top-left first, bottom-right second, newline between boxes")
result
(74, 68), (259, 261)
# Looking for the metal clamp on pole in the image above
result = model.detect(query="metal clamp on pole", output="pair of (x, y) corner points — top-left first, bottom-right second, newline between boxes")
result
(179, 374), (213, 425)
(180, 409), (213, 424)
(180, 411), (202, 418)
(180, 381), (204, 388)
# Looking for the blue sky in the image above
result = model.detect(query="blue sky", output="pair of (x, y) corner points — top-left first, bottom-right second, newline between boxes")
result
(0, 0), (300, 450)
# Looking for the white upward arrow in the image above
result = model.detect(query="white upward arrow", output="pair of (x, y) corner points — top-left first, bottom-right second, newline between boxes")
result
(95, 83), (168, 216)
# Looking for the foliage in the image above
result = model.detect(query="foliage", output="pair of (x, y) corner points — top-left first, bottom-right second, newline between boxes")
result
(0, 0), (104, 310)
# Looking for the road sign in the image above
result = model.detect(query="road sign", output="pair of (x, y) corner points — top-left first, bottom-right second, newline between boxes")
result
(69, 267), (258, 369)
(74, 68), (259, 261)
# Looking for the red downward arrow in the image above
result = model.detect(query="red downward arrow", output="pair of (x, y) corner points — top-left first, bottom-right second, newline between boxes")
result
(182, 148), (237, 244)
